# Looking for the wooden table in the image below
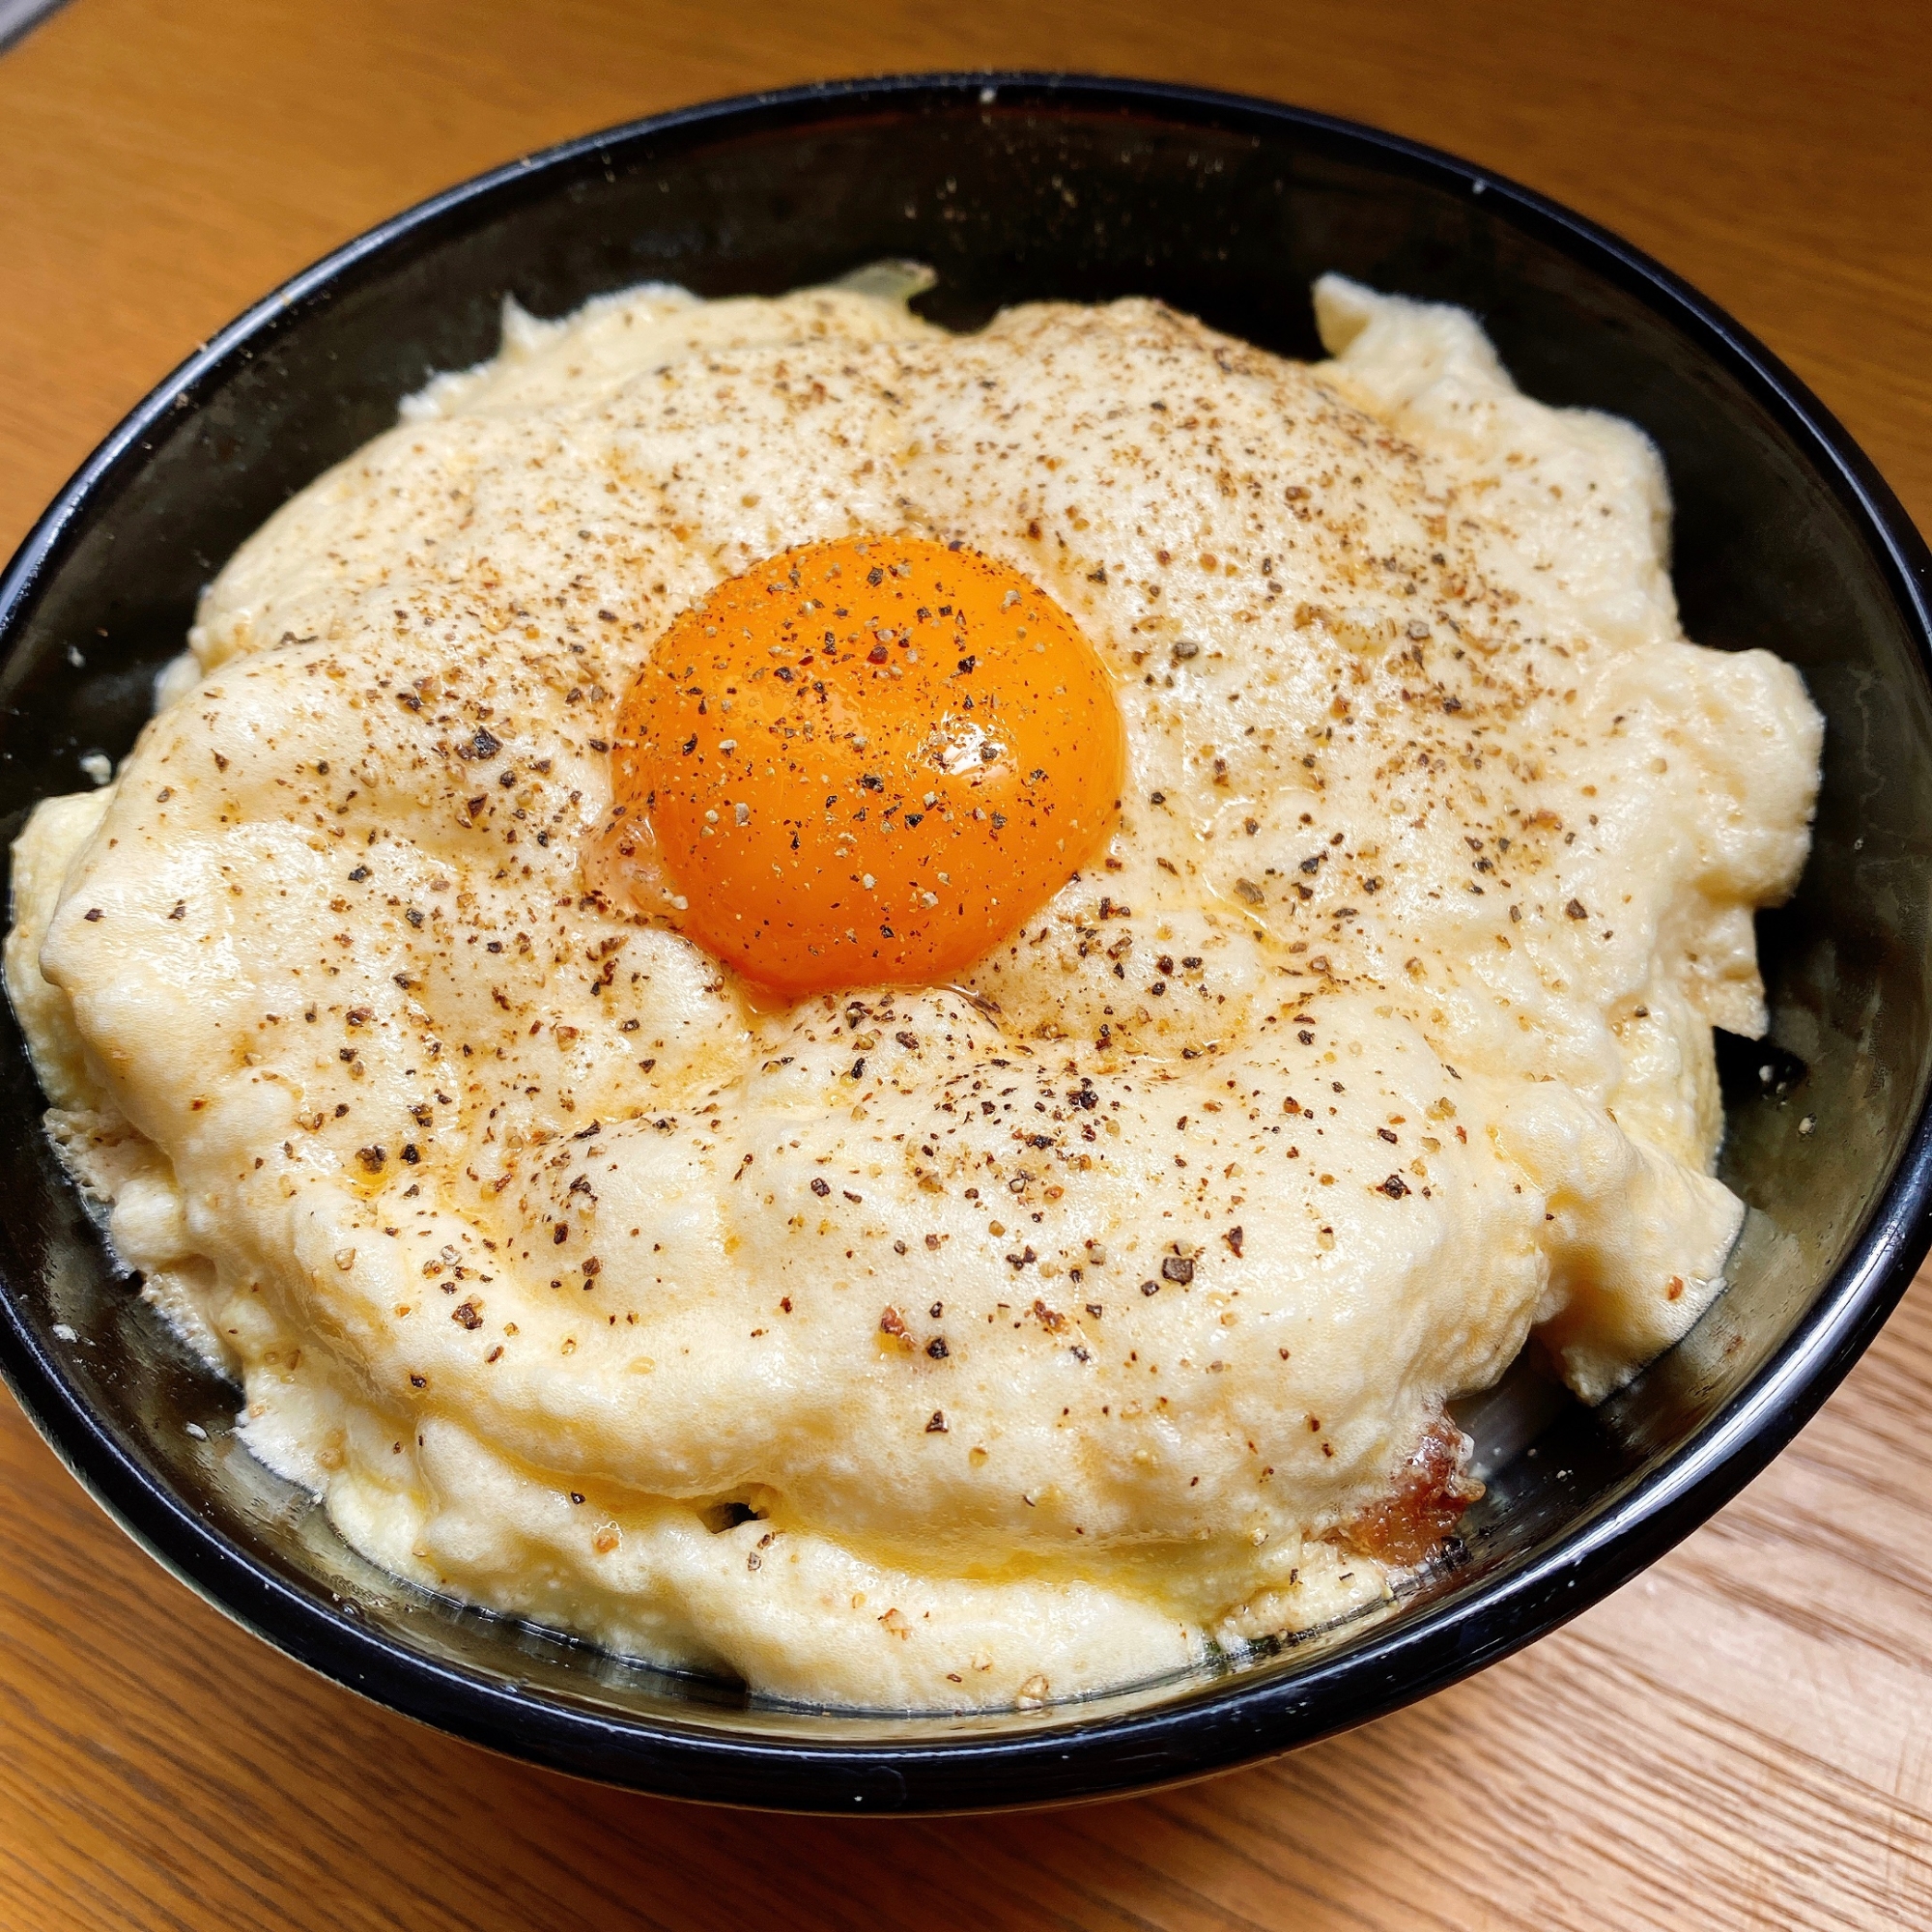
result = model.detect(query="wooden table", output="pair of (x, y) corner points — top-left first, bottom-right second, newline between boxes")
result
(3, 2), (1929, 1923)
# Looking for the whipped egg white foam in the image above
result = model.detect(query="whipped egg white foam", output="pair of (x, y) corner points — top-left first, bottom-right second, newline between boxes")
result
(5, 273), (1820, 1709)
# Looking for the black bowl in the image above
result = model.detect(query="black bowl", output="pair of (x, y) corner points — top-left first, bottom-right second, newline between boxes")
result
(3, 73), (1929, 1814)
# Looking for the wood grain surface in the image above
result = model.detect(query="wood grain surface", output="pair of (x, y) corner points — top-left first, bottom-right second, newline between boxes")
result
(2, 2), (1930, 1925)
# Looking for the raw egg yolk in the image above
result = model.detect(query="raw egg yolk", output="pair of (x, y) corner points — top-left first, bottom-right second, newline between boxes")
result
(610, 536), (1125, 999)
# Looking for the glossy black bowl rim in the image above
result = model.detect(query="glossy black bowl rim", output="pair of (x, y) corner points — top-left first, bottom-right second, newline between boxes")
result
(2, 71), (1929, 1814)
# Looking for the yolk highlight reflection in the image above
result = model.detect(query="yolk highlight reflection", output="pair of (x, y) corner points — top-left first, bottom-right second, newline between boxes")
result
(609, 536), (1125, 998)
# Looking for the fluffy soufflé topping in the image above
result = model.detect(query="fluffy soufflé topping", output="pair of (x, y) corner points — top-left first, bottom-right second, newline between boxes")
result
(4, 274), (1820, 1709)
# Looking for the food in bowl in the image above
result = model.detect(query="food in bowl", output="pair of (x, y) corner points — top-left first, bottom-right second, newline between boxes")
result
(3, 270), (1821, 1710)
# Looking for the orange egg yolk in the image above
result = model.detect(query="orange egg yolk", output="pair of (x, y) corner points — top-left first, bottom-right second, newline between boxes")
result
(608, 536), (1125, 999)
